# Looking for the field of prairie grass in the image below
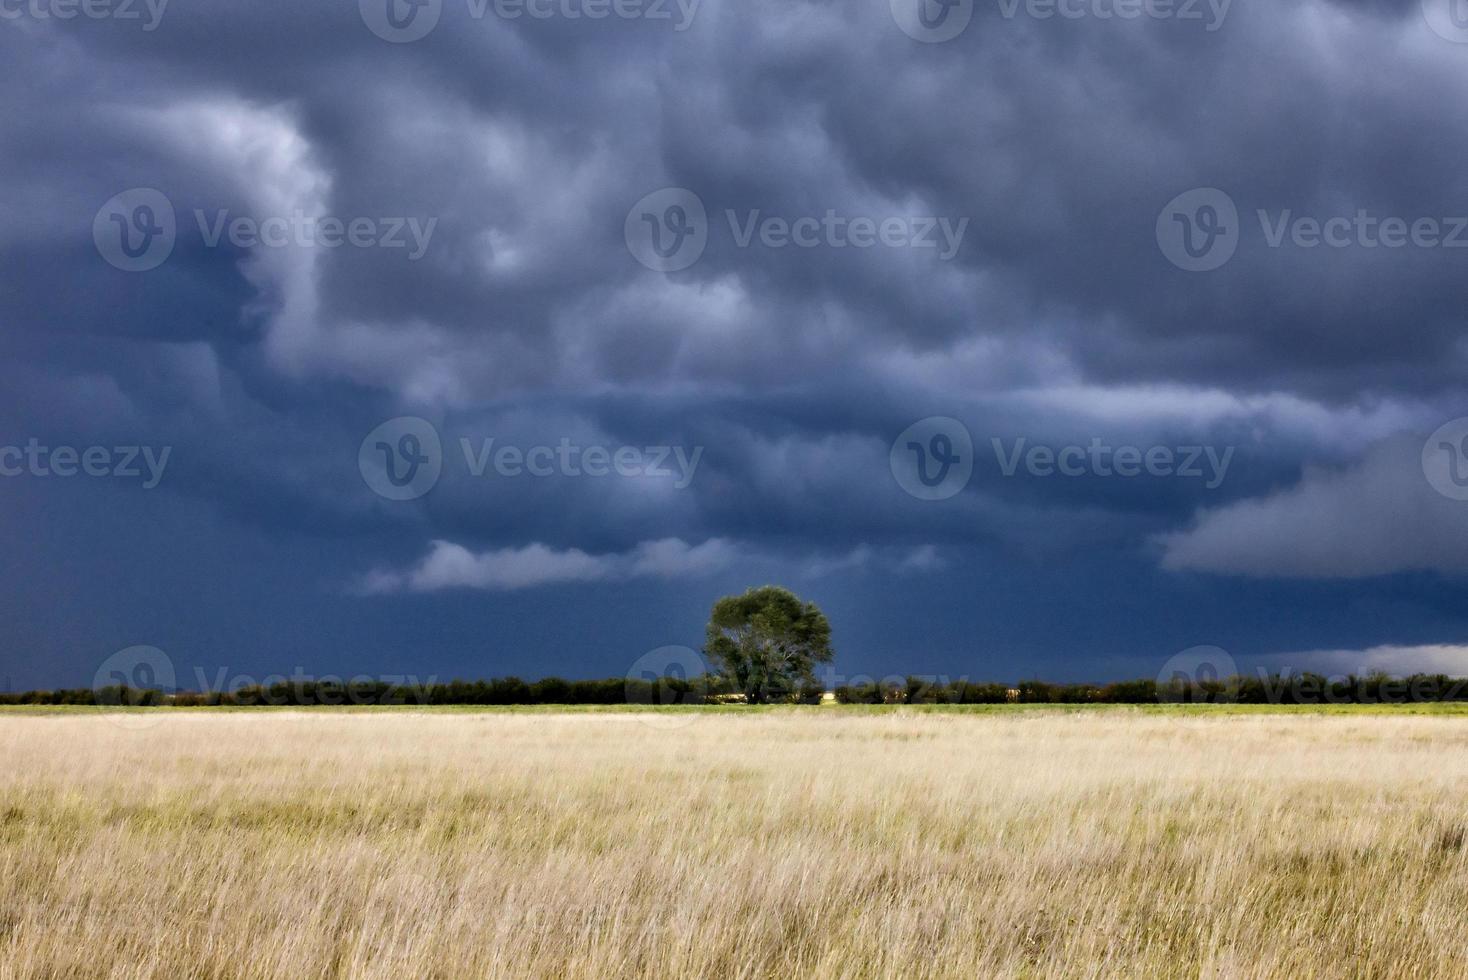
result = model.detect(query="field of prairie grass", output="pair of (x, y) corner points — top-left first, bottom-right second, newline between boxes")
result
(3, 708), (1468, 979)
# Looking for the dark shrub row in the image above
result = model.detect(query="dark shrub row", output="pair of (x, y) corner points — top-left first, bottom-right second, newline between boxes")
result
(835, 679), (1013, 704)
(7, 671), (1468, 708)
(0, 675), (748, 707)
(834, 673), (1468, 706)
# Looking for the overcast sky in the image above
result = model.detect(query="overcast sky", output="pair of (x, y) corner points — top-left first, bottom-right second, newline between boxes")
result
(3, 0), (1467, 690)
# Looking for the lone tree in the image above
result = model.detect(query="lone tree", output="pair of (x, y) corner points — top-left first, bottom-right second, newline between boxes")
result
(704, 586), (833, 704)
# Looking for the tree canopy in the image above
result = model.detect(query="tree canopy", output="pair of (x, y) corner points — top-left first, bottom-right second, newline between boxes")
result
(704, 586), (833, 704)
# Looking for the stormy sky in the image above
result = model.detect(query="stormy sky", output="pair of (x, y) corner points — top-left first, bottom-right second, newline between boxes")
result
(3, 0), (1467, 690)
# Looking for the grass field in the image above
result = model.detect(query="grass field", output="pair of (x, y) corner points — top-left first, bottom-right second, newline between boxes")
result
(3, 707), (1468, 978)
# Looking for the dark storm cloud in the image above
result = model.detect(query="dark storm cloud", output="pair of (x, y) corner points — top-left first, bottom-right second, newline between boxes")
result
(9, 0), (1463, 399)
(2, 0), (1467, 686)
(8, 0), (1465, 396)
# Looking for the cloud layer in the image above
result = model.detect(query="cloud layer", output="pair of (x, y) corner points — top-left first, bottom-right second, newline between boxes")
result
(1160, 436), (1468, 578)
(2, 0), (1467, 685)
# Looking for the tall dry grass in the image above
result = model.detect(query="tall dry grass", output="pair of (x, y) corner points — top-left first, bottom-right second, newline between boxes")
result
(2, 709), (1467, 978)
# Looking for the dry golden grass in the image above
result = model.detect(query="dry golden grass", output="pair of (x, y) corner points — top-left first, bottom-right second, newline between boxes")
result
(3, 709), (1468, 979)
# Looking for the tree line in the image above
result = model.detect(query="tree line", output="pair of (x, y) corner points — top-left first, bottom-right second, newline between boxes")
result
(7, 672), (1468, 709)
(7, 588), (1467, 707)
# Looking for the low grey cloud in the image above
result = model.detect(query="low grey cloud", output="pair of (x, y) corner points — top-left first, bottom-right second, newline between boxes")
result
(358, 537), (740, 593)
(1158, 433), (1468, 578)
(359, 537), (943, 593)
(1256, 643), (1468, 678)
